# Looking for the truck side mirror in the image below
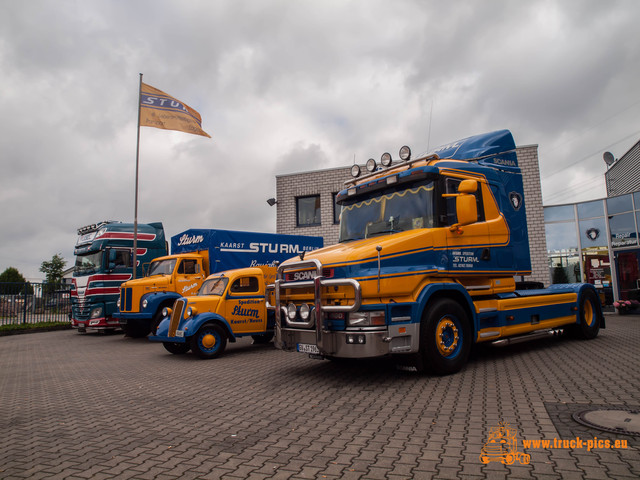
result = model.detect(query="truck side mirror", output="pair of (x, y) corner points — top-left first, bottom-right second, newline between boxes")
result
(457, 179), (478, 194)
(456, 194), (478, 226)
(107, 249), (117, 272)
(442, 179), (478, 232)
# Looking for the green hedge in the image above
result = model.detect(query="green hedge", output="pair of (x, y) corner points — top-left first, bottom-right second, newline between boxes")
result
(0, 321), (72, 336)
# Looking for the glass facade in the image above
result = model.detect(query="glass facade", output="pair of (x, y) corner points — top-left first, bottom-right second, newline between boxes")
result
(544, 191), (640, 307)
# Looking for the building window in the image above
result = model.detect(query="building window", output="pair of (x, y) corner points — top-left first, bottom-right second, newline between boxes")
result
(332, 193), (341, 224)
(296, 195), (321, 227)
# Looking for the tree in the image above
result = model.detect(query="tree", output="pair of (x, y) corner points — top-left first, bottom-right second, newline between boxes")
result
(40, 254), (67, 290)
(0, 267), (34, 295)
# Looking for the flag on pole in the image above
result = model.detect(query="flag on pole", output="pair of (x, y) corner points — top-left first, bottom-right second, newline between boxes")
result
(139, 82), (211, 138)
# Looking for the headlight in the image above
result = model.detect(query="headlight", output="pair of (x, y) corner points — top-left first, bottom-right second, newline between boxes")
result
(187, 306), (198, 317)
(287, 303), (297, 321)
(399, 145), (411, 161)
(347, 311), (385, 327)
(381, 152), (392, 167)
(90, 307), (103, 319)
(162, 307), (173, 317)
(366, 158), (377, 172)
(116, 298), (121, 308)
(142, 299), (148, 309)
(299, 303), (311, 321)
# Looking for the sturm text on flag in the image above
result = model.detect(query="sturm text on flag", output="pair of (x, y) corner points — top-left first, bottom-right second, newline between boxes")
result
(139, 83), (211, 138)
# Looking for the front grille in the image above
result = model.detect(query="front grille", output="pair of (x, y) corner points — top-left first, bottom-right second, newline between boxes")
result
(120, 287), (132, 311)
(168, 299), (185, 337)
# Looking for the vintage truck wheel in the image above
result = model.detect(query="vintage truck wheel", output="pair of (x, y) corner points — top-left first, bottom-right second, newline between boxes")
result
(572, 289), (602, 340)
(191, 324), (227, 359)
(125, 322), (150, 338)
(420, 298), (471, 375)
(162, 342), (190, 355)
(150, 310), (164, 336)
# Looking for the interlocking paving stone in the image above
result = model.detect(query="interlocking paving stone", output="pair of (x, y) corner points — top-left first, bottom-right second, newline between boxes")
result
(1, 315), (639, 479)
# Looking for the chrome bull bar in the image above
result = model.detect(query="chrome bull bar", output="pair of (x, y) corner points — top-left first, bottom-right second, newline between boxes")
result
(274, 259), (362, 352)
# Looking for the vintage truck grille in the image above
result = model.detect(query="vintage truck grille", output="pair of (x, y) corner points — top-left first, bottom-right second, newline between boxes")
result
(119, 287), (133, 311)
(168, 299), (186, 337)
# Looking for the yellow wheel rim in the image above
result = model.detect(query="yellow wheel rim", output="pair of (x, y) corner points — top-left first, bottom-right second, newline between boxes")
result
(584, 299), (594, 327)
(436, 318), (459, 357)
(202, 333), (217, 349)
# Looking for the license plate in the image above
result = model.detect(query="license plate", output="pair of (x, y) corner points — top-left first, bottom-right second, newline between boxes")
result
(176, 330), (184, 338)
(78, 324), (85, 328)
(297, 343), (320, 355)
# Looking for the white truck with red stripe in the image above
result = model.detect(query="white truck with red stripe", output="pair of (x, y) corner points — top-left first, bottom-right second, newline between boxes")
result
(70, 221), (167, 333)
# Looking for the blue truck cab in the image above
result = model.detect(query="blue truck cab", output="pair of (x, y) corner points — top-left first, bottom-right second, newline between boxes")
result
(71, 221), (167, 333)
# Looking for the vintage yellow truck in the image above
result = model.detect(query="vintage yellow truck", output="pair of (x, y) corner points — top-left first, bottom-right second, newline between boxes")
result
(150, 266), (278, 358)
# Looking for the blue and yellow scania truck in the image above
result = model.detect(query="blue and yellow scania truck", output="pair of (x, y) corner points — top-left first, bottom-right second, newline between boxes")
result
(273, 130), (604, 375)
(71, 221), (167, 333)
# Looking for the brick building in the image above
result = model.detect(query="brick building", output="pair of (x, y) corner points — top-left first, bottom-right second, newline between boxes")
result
(274, 144), (549, 285)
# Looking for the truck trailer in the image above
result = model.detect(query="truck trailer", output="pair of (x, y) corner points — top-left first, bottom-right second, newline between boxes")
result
(273, 130), (604, 375)
(115, 229), (323, 337)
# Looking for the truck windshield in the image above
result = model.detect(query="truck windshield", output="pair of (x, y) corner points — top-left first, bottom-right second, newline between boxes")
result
(74, 251), (103, 275)
(339, 180), (436, 242)
(147, 259), (177, 276)
(198, 277), (229, 296)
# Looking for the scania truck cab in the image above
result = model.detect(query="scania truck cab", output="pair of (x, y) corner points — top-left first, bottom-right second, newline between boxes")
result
(71, 221), (167, 333)
(273, 130), (604, 375)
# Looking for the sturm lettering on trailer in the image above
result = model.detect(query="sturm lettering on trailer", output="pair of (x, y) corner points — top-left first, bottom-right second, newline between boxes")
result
(177, 234), (205, 246)
(219, 242), (317, 254)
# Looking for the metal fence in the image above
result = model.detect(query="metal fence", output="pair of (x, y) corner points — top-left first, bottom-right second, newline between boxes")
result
(0, 283), (72, 326)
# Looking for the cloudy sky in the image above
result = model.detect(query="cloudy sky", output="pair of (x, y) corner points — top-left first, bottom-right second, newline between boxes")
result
(1, 0), (639, 280)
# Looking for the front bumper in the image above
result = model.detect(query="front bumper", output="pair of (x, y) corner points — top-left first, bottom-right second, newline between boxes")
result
(71, 316), (121, 331)
(277, 323), (419, 358)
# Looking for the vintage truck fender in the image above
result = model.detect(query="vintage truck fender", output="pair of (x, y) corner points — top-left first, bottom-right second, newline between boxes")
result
(150, 312), (236, 344)
(139, 291), (183, 319)
(182, 313), (237, 343)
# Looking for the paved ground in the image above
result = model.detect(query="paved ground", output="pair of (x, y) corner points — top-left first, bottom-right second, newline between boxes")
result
(1, 315), (639, 480)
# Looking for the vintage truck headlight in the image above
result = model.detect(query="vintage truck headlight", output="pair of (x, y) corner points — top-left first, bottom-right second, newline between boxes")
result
(142, 299), (148, 309)
(116, 298), (121, 309)
(347, 310), (385, 327)
(187, 306), (198, 317)
(90, 307), (103, 319)
(162, 307), (172, 317)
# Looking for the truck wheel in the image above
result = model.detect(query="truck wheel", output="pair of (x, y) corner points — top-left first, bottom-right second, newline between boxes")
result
(163, 342), (190, 355)
(150, 310), (164, 336)
(125, 323), (150, 338)
(573, 289), (602, 340)
(251, 333), (274, 344)
(190, 324), (227, 359)
(420, 298), (471, 375)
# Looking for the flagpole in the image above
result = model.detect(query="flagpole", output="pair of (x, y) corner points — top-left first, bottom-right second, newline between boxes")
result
(133, 73), (143, 279)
